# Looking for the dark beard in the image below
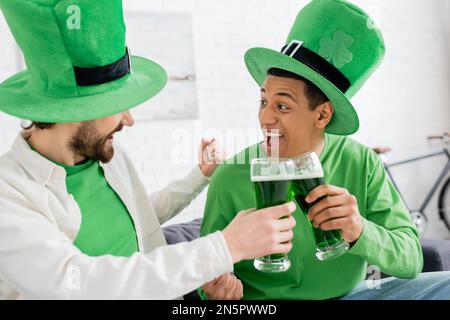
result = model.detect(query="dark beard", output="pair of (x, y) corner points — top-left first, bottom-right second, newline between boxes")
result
(68, 122), (117, 164)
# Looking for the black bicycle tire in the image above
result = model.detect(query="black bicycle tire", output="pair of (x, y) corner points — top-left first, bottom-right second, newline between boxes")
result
(438, 176), (450, 232)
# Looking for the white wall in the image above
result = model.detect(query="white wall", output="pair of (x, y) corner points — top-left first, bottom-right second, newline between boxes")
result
(0, 0), (449, 239)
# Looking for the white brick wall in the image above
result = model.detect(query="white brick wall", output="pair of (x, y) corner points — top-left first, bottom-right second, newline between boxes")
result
(0, 1), (449, 238)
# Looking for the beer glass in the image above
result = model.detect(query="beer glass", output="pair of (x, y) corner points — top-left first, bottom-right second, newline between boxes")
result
(290, 152), (349, 260)
(250, 158), (295, 272)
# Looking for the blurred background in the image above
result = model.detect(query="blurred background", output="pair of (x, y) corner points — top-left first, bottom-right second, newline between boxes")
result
(0, 0), (449, 239)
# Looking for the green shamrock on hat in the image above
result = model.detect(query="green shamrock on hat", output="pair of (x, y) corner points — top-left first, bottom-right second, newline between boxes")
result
(318, 30), (354, 69)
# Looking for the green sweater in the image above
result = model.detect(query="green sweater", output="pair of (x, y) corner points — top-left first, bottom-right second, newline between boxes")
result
(200, 134), (423, 300)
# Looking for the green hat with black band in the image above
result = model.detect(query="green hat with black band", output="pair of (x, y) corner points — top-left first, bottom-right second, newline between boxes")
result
(245, 0), (385, 135)
(0, 0), (167, 123)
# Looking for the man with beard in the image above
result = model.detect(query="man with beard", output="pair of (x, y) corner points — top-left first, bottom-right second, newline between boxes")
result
(0, 0), (296, 299)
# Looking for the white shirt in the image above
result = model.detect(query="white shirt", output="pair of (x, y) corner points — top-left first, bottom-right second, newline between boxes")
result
(0, 132), (233, 299)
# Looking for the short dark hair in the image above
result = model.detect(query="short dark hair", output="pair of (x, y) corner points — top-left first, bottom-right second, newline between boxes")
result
(267, 68), (329, 110)
(21, 121), (55, 130)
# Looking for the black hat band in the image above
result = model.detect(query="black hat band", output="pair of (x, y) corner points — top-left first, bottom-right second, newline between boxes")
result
(281, 41), (351, 93)
(74, 48), (131, 87)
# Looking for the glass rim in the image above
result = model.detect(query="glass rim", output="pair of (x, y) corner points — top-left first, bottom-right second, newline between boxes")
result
(251, 157), (296, 181)
(250, 154), (323, 181)
(291, 151), (320, 160)
(250, 157), (293, 165)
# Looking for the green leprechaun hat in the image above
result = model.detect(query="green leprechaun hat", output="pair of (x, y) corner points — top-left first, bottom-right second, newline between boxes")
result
(245, 0), (385, 135)
(0, 0), (167, 123)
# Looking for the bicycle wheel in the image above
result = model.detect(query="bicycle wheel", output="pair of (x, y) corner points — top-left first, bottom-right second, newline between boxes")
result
(438, 176), (450, 232)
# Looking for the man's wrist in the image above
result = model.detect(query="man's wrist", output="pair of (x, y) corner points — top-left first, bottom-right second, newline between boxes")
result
(197, 164), (212, 181)
(222, 229), (240, 264)
(346, 219), (364, 244)
(347, 218), (371, 256)
(199, 164), (214, 179)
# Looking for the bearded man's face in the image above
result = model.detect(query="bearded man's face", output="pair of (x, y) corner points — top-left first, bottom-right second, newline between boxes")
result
(69, 111), (134, 163)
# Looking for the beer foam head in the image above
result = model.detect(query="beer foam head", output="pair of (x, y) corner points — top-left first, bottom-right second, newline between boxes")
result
(251, 171), (323, 182)
(251, 158), (295, 180)
(292, 152), (323, 177)
(251, 154), (323, 181)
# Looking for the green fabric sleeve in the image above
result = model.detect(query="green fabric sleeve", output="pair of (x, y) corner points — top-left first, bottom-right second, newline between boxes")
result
(348, 152), (424, 279)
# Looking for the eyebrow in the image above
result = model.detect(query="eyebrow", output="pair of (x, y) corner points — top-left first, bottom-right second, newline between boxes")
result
(260, 88), (298, 103)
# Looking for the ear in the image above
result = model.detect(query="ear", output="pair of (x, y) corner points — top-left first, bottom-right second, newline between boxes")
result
(315, 102), (334, 130)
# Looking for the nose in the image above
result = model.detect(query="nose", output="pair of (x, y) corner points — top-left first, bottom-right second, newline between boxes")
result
(122, 110), (135, 127)
(259, 103), (277, 127)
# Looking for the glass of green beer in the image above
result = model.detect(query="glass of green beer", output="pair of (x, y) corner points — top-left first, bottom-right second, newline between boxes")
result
(250, 158), (295, 273)
(290, 152), (349, 261)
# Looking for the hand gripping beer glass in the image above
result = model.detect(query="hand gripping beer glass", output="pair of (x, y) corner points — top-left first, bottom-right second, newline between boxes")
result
(250, 158), (296, 273)
(290, 152), (349, 260)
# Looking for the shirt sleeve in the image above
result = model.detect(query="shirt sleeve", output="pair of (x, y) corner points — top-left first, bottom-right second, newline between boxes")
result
(150, 165), (210, 224)
(348, 151), (424, 279)
(0, 192), (233, 299)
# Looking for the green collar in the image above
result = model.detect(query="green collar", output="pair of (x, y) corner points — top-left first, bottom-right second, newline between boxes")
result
(54, 158), (96, 176)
